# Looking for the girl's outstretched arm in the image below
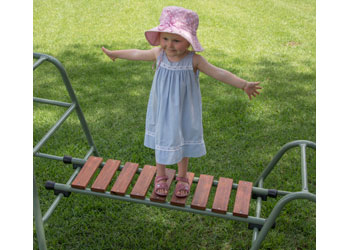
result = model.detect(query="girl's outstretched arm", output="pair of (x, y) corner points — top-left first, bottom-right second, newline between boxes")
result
(193, 54), (261, 100)
(102, 47), (161, 61)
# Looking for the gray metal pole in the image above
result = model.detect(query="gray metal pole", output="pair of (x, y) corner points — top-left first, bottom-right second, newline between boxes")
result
(251, 179), (264, 243)
(42, 151), (91, 223)
(42, 167), (81, 223)
(33, 103), (76, 155)
(52, 183), (267, 226)
(34, 53), (99, 156)
(33, 97), (72, 107)
(33, 176), (47, 250)
(300, 144), (308, 191)
(33, 56), (48, 70)
(250, 191), (316, 250)
(254, 140), (316, 186)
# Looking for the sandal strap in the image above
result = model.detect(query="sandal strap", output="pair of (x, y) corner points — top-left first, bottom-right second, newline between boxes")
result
(176, 182), (190, 191)
(155, 175), (168, 182)
(155, 175), (169, 196)
(175, 181), (190, 198)
(155, 182), (168, 189)
(176, 176), (189, 183)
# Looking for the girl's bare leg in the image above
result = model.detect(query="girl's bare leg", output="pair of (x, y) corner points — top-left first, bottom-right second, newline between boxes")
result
(156, 163), (167, 195)
(177, 157), (189, 196)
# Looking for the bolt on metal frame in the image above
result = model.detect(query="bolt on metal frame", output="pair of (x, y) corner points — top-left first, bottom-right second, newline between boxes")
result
(33, 53), (316, 250)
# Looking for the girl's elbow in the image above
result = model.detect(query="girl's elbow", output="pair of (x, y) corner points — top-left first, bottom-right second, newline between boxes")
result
(213, 70), (229, 82)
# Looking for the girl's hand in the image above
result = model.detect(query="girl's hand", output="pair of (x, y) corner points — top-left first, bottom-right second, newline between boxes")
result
(243, 82), (262, 100)
(102, 47), (117, 61)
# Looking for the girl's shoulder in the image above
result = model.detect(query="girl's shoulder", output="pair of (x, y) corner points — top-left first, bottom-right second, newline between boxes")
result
(192, 53), (207, 68)
(151, 47), (163, 60)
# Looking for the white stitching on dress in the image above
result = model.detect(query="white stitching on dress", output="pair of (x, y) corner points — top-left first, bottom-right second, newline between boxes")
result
(146, 131), (204, 152)
(145, 131), (155, 137)
(156, 142), (205, 152)
(155, 142), (204, 152)
(159, 62), (193, 71)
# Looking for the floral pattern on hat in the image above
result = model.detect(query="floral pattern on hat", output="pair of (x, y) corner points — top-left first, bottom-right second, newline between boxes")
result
(145, 6), (204, 52)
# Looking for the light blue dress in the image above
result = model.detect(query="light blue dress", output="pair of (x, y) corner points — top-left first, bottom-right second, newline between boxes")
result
(144, 50), (206, 165)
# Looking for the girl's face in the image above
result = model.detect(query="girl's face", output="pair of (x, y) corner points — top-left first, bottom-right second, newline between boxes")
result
(159, 32), (191, 59)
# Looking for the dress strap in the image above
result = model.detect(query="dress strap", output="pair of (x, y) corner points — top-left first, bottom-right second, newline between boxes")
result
(152, 49), (165, 71)
(184, 51), (195, 66)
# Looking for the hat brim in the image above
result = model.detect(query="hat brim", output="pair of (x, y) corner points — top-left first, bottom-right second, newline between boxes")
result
(145, 26), (204, 52)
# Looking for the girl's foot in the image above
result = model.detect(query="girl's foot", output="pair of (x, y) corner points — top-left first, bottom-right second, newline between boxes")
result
(154, 176), (169, 196)
(175, 176), (190, 198)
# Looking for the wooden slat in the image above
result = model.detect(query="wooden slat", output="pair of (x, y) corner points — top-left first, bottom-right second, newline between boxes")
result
(110, 162), (139, 196)
(71, 156), (103, 189)
(130, 165), (157, 199)
(233, 180), (253, 218)
(91, 159), (121, 193)
(170, 172), (195, 207)
(211, 177), (233, 214)
(191, 174), (214, 210)
(150, 168), (176, 203)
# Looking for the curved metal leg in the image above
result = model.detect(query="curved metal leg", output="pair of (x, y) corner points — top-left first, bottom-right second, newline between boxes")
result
(254, 140), (316, 187)
(250, 192), (316, 250)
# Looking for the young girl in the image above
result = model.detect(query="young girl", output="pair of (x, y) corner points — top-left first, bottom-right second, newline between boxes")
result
(102, 6), (261, 198)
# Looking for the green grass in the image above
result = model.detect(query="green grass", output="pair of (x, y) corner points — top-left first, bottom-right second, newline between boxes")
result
(33, 0), (316, 249)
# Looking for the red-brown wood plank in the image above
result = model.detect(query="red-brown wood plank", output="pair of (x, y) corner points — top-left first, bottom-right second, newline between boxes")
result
(71, 156), (103, 189)
(150, 168), (176, 203)
(91, 159), (121, 193)
(170, 172), (195, 207)
(130, 165), (156, 199)
(110, 162), (139, 196)
(233, 180), (253, 218)
(211, 177), (233, 214)
(191, 174), (214, 210)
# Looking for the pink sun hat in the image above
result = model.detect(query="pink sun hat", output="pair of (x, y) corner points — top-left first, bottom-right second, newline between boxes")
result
(145, 6), (204, 52)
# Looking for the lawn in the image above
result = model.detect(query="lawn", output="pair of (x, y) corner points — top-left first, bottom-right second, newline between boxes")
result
(33, 0), (316, 249)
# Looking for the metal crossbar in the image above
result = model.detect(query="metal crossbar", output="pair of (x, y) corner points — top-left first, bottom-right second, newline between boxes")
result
(33, 53), (316, 250)
(33, 52), (99, 157)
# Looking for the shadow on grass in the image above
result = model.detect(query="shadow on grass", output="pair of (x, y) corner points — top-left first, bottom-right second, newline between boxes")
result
(34, 43), (315, 174)
(33, 43), (315, 250)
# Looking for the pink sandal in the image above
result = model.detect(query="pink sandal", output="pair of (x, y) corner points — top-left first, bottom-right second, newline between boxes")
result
(154, 176), (169, 197)
(175, 176), (190, 198)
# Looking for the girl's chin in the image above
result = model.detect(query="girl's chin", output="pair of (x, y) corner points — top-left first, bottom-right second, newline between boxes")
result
(167, 50), (177, 54)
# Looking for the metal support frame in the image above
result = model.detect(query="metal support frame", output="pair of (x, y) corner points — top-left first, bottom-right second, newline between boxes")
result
(33, 53), (99, 250)
(33, 52), (99, 156)
(250, 140), (316, 250)
(33, 53), (316, 250)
